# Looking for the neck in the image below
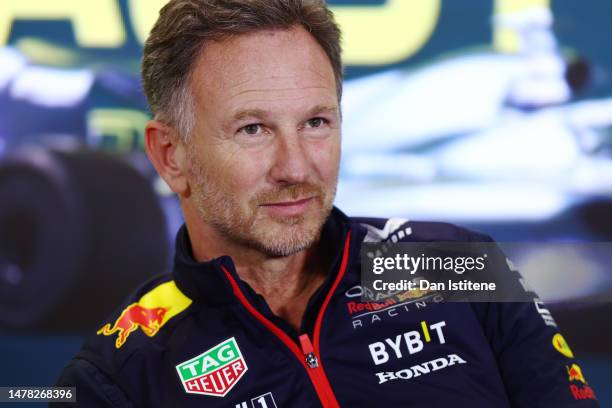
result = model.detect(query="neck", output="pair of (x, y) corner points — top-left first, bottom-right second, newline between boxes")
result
(183, 204), (329, 332)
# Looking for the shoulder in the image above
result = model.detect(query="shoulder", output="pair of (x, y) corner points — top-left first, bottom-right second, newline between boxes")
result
(56, 273), (195, 403)
(349, 215), (494, 243)
(83, 273), (194, 366)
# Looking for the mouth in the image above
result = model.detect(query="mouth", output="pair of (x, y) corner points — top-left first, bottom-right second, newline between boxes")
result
(260, 196), (316, 217)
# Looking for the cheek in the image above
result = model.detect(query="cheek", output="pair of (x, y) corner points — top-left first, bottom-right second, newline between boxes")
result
(309, 137), (341, 180)
(199, 143), (265, 192)
(224, 155), (270, 192)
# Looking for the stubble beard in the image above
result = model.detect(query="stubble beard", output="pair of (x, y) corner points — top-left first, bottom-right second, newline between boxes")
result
(187, 151), (337, 257)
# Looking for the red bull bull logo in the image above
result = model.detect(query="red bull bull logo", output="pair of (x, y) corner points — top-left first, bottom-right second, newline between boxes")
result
(97, 303), (169, 348)
(567, 364), (586, 384)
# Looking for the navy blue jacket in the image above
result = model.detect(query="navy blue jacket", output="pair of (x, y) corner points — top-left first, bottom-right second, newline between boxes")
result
(56, 207), (599, 407)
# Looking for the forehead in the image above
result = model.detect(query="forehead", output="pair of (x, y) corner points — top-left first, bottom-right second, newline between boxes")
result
(189, 25), (337, 112)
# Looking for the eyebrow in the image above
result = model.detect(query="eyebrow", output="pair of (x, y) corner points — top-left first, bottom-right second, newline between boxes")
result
(308, 105), (339, 117)
(233, 108), (267, 121)
(232, 104), (339, 122)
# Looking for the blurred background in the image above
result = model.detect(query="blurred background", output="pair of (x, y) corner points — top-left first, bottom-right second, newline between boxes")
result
(0, 0), (610, 403)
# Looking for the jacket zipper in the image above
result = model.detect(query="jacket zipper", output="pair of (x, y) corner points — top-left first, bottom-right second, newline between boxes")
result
(299, 333), (337, 406)
(221, 230), (351, 408)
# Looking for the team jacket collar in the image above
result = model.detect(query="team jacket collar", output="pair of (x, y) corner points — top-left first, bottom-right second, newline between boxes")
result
(172, 206), (365, 307)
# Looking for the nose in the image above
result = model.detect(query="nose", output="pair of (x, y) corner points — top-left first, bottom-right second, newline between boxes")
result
(268, 129), (311, 185)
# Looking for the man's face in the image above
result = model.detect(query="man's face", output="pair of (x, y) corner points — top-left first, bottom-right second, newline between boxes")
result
(185, 26), (341, 257)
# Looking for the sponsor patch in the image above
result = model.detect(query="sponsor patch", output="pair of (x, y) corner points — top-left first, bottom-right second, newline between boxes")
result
(534, 299), (557, 327)
(345, 284), (444, 329)
(97, 304), (167, 348)
(567, 363), (586, 384)
(346, 287), (432, 316)
(552, 333), (574, 358)
(236, 392), (278, 408)
(375, 354), (467, 384)
(97, 280), (191, 348)
(176, 337), (248, 397)
(368, 320), (447, 365)
(569, 384), (597, 401)
(566, 363), (596, 400)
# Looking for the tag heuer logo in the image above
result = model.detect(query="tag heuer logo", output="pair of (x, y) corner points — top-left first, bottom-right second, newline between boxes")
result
(176, 337), (248, 397)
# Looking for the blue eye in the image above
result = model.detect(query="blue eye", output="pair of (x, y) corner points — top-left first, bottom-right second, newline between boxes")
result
(306, 118), (326, 128)
(242, 124), (262, 135)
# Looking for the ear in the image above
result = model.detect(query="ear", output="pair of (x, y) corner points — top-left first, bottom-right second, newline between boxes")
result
(144, 120), (190, 196)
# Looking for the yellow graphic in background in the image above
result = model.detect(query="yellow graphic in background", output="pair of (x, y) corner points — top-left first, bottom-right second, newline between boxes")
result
(87, 109), (150, 152)
(1, 0), (561, 61)
(493, 0), (552, 53)
(333, 0), (441, 65)
(2, 0), (441, 66)
(0, 0), (125, 47)
(129, 0), (168, 45)
(131, 0), (442, 65)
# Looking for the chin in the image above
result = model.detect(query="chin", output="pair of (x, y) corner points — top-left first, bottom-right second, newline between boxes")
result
(249, 216), (323, 257)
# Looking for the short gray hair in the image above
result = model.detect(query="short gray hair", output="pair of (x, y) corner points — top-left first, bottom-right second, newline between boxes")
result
(141, 0), (343, 141)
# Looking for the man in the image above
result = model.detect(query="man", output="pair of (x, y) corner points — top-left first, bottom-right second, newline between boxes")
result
(56, 1), (599, 407)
